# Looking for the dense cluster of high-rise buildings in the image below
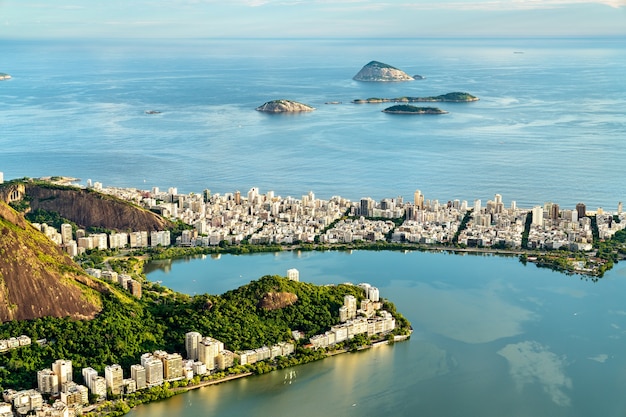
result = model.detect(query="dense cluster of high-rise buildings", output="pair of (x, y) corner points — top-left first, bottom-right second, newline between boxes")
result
(30, 179), (625, 263)
(1, 329), (294, 417)
(32, 221), (171, 258)
(81, 182), (624, 251)
(309, 283), (395, 349)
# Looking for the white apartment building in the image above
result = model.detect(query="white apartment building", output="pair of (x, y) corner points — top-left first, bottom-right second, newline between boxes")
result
(105, 364), (124, 396)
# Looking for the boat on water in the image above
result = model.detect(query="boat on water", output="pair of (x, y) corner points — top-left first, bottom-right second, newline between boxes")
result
(283, 370), (296, 384)
(145, 110), (162, 114)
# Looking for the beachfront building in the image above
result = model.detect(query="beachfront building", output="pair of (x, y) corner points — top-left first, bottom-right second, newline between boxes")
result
(198, 337), (224, 371)
(141, 354), (164, 387)
(185, 331), (202, 361)
(130, 365), (147, 390)
(309, 292), (396, 350)
(236, 342), (295, 366)
(161, 353), (184, 381)
(105, 364), (124, 396)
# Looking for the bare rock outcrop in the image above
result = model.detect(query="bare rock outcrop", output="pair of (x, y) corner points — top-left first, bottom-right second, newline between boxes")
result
(258, 292), (298, 310)
(0, 201), (102, 322)
(256, 100), (315, 113)
(353, 61), (414, 82)
(24, 184), (173, 232)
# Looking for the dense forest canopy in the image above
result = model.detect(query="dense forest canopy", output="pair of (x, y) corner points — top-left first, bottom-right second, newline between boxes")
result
(0, 275), (408, 391)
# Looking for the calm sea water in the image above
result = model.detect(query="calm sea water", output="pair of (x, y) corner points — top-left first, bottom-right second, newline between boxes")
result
(138, 250), (626, 417)
(1, 37), (625, 209)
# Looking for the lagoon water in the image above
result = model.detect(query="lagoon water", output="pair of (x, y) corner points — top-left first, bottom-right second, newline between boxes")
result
(138, 250), (626, 417)
(2, 37), (626, 415)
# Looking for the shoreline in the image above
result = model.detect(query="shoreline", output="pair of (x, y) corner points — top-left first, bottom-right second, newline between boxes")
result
(103, 336), (411, 416)
(171, 372), (253, 393)
(144, 242), (620, 278)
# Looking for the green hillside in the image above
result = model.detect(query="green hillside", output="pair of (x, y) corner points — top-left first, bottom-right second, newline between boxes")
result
(0, 274), (410, 390)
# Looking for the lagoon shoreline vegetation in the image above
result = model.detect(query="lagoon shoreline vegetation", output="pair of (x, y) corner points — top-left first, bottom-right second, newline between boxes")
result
(0, 269), (411, 417)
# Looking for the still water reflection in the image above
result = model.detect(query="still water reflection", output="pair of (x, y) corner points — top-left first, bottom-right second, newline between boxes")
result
(131, 250), (626, 417)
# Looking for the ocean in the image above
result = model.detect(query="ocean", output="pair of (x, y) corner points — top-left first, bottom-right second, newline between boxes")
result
(1, 37), (625, 209)
(2, 37), (626, 416)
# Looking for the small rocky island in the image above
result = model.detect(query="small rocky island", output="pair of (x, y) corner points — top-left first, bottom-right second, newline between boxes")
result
(382, 105), (448, 115)
(256, 99), (315, 113)
(0, 73), (11, 80)
(353, 61), (414, 82)
(354, 92), (478, 104)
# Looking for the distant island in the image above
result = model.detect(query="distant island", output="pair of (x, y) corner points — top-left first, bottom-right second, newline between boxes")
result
(382, 105), (448, 115)
(0, 73), (11, 81)
(256, 99), (315, 113)
(353, 61), (414, 82)
(354, 92), (478, 104)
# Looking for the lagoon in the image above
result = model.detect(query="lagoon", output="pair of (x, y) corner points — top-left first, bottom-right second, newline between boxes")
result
(134, 250), (626, 416)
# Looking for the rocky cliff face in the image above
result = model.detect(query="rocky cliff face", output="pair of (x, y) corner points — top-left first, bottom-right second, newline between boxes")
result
(25, 185), (173, 232)
(258, 292), (298, 310)
(0, 202), (103, 322)
(353, 61), (414, 82)
(256, 100), (315, 113)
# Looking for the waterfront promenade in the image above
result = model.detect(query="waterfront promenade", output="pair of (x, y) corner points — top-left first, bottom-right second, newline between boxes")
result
(171, 372), (253, 393)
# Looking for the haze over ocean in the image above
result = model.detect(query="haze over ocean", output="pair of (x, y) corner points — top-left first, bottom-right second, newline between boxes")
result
(1, 37), (624, 210)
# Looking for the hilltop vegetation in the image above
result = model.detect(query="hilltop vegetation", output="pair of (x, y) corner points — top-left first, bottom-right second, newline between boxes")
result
(353, 92), (478, 103)
(382, 105), (448, 114)
(0, 274), (410, 390)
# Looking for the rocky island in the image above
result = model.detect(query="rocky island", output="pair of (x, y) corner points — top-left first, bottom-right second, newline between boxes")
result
(256, 99), (315, 113)
(382, 105), (448, 115)
(354, 92), (478, 104)
(0, 73), (11, 80)
(353, 61), (414, 82)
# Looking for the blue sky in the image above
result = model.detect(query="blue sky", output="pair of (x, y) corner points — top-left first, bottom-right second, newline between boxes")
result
(1, 0), (625, 39)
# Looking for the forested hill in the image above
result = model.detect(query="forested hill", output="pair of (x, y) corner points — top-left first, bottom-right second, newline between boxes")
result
(0, 274), (410, 390)
(154, 275), (370, 351)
